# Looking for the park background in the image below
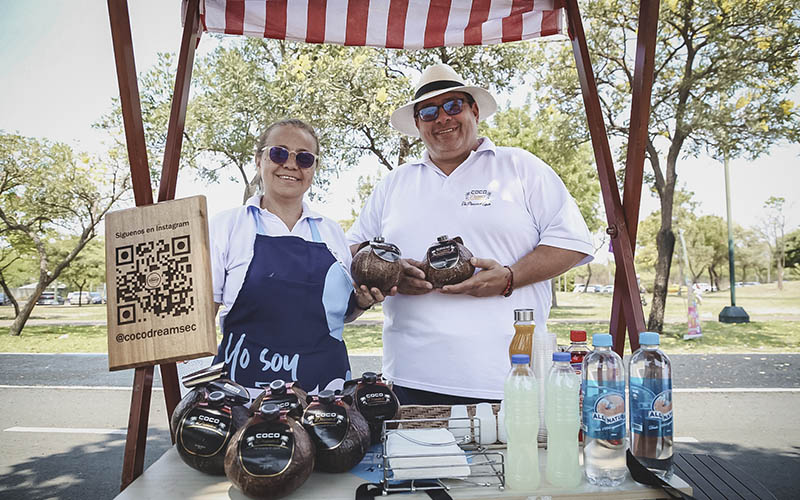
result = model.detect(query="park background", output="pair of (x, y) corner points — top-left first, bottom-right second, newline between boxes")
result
(1, 2), (799, 500)
(1, 0), (798, 346)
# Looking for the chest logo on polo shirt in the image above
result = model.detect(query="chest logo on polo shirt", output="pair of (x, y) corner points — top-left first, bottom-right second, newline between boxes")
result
(461, 189), (492, 207)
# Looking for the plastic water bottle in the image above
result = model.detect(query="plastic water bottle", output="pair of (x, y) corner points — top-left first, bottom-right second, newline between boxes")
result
(504, 354), (540, 490)
(533, 326), (555, 444)
(582, 333), (627, 486)
(545, 352), (582, 488)
(629, 332), (674, 478)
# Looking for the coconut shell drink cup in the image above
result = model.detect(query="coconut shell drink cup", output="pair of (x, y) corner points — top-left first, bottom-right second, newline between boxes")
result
(225, 403), (315, 499)
(343, 372), (400, 444)
(301, 389), (370, 473)
(172, 378), (251, 475)
(351, 237), (402, 295)
(420, 235), (475, 288)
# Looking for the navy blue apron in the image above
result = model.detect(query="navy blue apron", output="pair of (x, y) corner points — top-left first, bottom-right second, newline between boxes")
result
(213, 206), (353, 394)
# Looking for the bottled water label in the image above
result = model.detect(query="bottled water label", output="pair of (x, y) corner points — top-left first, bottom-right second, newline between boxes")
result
(582, 380), (625, 440)
(630, 377), (673, 436)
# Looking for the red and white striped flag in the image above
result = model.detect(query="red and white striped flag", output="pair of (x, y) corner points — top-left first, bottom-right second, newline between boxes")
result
(194, 0), (565, 49)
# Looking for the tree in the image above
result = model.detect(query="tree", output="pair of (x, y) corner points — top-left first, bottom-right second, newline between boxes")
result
(734, 226), (769, 283)
(532, 0), (800, 331)
(760, 196), (788, 290)
(98, 41), (542, 201)
(683, 215), (727, 291)
(0, 133), (130, 335)
(785, 228), (800, 277)
(59, 238), (106, 305)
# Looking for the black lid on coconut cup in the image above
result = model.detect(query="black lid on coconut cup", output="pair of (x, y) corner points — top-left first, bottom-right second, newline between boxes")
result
(260, 402), (281, 420)
(207, 390), (226, 408)
(269, 379), (287, 395)
(361, 372), (378, 384)
(318, 390), (336, 404)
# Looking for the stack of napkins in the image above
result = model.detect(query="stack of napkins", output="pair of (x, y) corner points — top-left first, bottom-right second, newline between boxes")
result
(386, 428), (470, 480)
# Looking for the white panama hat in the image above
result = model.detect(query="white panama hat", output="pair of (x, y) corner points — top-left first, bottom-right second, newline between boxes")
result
(390, 63), (498, 137)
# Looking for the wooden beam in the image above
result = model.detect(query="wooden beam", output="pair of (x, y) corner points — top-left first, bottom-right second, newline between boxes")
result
(155, 0), (202, 436)
(107, 0), (153, 207)
(159, 362), (181, 444)
(158, 0), (201, 202)
(108, 0), (158, 489)
(564, 0), (646, 356)
(610, 0), (661, 352)
(120, 366), (154, 491)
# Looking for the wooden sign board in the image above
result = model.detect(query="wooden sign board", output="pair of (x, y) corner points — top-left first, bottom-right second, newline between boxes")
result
(105, 195), (217, 371)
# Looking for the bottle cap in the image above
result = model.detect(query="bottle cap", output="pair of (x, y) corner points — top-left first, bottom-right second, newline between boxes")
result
(361, 372), (378, 384)
(511, 354), (530, 364)
(260, 402), (280, 419)
(513, 308), (534, 322)
(639, 331), (660, 345)
(592, 333), (613, 347)
(269, 379), (287, 395)
(570, 330), (587, 342)
(553, 352), (571, 362)
(207, 390), (226, 408)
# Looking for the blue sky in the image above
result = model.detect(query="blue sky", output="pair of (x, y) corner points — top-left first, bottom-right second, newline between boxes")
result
(1, 0), (798, 234)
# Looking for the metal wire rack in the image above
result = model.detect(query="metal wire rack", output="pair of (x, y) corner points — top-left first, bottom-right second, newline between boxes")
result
(377, 412), (506, 496)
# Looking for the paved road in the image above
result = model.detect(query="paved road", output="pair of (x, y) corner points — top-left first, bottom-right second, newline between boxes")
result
(1, 353), (798, 500)
(1, 353), (798, 389)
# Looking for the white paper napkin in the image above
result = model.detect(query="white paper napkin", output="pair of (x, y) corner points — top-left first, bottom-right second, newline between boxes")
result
(386, 428), (471, 480)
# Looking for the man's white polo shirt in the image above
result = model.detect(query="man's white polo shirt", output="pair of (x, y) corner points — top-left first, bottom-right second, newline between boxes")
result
(347, 138), (593, 399)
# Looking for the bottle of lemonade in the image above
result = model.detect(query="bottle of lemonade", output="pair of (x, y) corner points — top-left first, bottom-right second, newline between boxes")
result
(504, 354), (540, 490)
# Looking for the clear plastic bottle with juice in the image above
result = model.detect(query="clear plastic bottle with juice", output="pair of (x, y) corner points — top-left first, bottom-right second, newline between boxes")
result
(568, 330), (589, 443)
(508, 308), (535, 361)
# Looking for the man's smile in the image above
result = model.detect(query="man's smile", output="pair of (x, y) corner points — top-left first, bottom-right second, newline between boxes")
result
(276, 174), (300, 181)
(434, 126), (458, 136)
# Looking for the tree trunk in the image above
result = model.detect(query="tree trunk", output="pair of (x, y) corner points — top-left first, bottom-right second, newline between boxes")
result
(647, 228), (675, 333)
(551, 278), (558, 308)
(0, 278), (20, 317)
(709, 267), (720, 292)
(9, 296), (39, 336)
(583, 263), (593, 292)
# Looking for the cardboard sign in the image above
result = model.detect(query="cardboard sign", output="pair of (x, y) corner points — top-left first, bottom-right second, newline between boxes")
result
(105, 196), (217, 371)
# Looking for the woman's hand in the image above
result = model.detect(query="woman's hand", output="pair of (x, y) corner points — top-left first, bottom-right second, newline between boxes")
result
(440, 258), (510, 297)
(397, 258), (433, 295)
(354, 284), (394, 310)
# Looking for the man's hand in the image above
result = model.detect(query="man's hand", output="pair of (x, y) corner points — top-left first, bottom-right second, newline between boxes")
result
(440, 257), (510, 297)
(397, 258), (433, 295)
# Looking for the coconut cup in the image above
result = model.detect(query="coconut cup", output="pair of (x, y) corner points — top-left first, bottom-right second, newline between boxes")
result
(420, 235), (475, 288)
(224, 403), (315, 499)
(343, 372), (400, 444)
(173, 380), (250, 475)
(351, 237), (402, 295)
(171, 377), (250, 442)
(301, 390), (370, 473)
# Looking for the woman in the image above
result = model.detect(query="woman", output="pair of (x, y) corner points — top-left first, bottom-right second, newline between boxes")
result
(210, 119), (388, 394)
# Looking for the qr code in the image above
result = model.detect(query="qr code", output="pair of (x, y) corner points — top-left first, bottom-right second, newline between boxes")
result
(114, 235), (194, 325)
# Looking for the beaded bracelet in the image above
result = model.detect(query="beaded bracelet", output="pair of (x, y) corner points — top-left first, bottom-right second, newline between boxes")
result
(502, 265), (514, 297)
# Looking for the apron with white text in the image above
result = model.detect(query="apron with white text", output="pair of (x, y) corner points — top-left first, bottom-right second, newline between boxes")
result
(213, 206), (353, 393)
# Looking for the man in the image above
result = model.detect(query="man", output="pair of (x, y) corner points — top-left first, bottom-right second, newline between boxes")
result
(347, 63), (593, 404)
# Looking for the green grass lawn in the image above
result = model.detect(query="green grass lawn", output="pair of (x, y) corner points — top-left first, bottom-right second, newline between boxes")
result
(551, 280), (800, 323)
(2, 282), (798, 354)
(0, 303), (108, 322)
